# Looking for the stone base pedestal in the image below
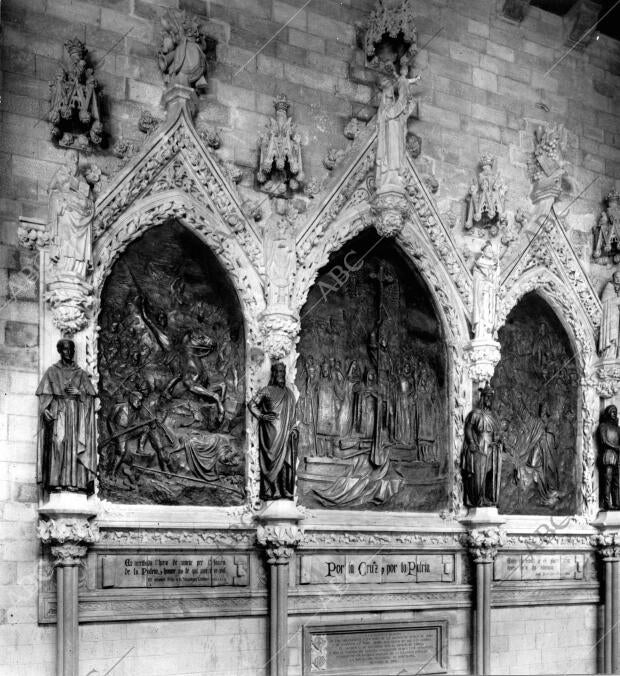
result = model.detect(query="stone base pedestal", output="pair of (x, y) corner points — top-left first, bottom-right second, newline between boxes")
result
(38, 491), (99, 676)
(257, 499), (304, 676)
(460, 510), (505, 676)
(593, 515), (620, 673)
(461, 506), (505, 528)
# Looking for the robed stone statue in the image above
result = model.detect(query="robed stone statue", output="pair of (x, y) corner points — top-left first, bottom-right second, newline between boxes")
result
(48, 150), (94, 279)
(599, 405), (620, 510)
(36, 339), (97, 493)
(461, 384), (503, 508)
(248, 362), (299, 500)
(600, 272), (620, 360)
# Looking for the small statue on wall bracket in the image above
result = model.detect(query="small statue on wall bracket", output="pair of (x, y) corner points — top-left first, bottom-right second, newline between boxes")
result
(529, 123), (572, 204)
(375, 56), (420, 194)
(248, 362), (299, 501)
(47, 38), (103, 151)
(461, 384), (503, 508)
(158, 10), (214, 91)
(599, 405), (620, 511)
(36, 339), (97, 494)
(593, 189), (620, 264)
(465, 154), (507, 237)
(257, 94), (304, 197)
(48, 150), (94, 280)
(600, 271), (620, 361)
(472, 242), (500, 341)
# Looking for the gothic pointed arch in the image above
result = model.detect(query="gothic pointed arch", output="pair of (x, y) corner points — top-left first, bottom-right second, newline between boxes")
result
(87, 102), (267, 510)
(292, 131), (471, 345)
(92, 101), (264, 282)
(495, 260), (598, 518)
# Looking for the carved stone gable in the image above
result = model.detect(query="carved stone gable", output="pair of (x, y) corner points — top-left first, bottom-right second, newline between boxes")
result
(92, 103), (263, 279)
(500, 211), (601, 342)
(292, 127), (472, 319)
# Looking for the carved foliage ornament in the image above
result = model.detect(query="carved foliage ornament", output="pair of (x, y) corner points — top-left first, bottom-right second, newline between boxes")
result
(463, 527), (506, 562)
(363, 0), (418, 73)
(48, 38), (103, 151)
(93, 118), (263, 277)
(39, 517), (99, 564)
(257, 524), (304, 564)
(592, 532), (620, 560)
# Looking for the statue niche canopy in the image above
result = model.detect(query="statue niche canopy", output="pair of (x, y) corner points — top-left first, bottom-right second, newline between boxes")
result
(492, 292), (578, 515)
(296, 230), (449, 511)
(97, 220), (245, 506)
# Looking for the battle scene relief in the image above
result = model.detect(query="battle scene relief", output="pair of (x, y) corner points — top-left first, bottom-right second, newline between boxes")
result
(97, 220), (245, 505)
(296, 231), (449, 511)
(492, 293), (578, 515)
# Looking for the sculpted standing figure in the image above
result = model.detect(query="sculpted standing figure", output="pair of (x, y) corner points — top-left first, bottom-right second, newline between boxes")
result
(599, 405), (620, 510)
(472, 242), (499, 340)
(48, 150), (93, 278)
(375, 58), (420, 193)
(461, 385), (503, 507)
(248, 362), (299, 500)
(36, 339), (97, 493)
(600, 272), (620, 360)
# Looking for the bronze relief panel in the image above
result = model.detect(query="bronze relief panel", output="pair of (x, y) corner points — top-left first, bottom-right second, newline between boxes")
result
(295, 231), (449, 511)
(492, 293), (578, 515)
(97, 220), (245, 505)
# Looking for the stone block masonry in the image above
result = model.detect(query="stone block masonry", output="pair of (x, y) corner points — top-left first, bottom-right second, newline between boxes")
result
(0, 0), (618, 674)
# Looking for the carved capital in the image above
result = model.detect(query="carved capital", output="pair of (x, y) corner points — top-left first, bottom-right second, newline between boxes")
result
(464, 338), (501, 384)
(371, 190), (409, 238)
(46, 278), (94, 337)
(258, 309), (300, 361)
(50, 542), (89, 566)
(18, 217), (50, 250)
(592, 532), (620, 560)
(39, 517), (99, 566)
(257, 524), (304, 565)
(463, 527), (506, 563)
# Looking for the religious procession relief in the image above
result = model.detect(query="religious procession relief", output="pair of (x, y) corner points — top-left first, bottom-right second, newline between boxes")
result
(96, 220), (246, 505)
(295, 230), (449, 511)
(491, 293), (579, 515)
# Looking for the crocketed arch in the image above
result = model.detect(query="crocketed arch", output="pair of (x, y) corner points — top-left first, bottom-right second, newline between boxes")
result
(497, 266), (596, 370)
(292, 205), (470, 348)
(92, 189), (265, 345)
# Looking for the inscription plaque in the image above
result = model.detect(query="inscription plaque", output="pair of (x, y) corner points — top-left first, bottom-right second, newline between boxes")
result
(100, 554), (249, 588)
(303, 621), (448, 675)
(300, 554), (454, 585)
(494, 553), (584, 581)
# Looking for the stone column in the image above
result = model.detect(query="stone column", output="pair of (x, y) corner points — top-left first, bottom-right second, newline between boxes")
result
(462, 520), (505, 676)
(257, 501), (304, 676)
(593, 524), (620, 673)
(38, 495), (99, 676)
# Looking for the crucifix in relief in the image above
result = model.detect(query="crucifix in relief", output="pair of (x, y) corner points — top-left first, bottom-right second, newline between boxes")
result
(367, 263), (396, 468)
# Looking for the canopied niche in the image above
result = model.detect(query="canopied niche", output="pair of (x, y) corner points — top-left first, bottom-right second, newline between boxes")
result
(492, 292), (578, 515)
(97, 220), (246, 506)
(296, 230), (449, 511)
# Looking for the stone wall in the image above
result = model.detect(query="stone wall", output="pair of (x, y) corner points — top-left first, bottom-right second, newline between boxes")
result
(0, 0), (618, 675)
(79, 618), (268, 676)
(491, 605), (599, 674)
